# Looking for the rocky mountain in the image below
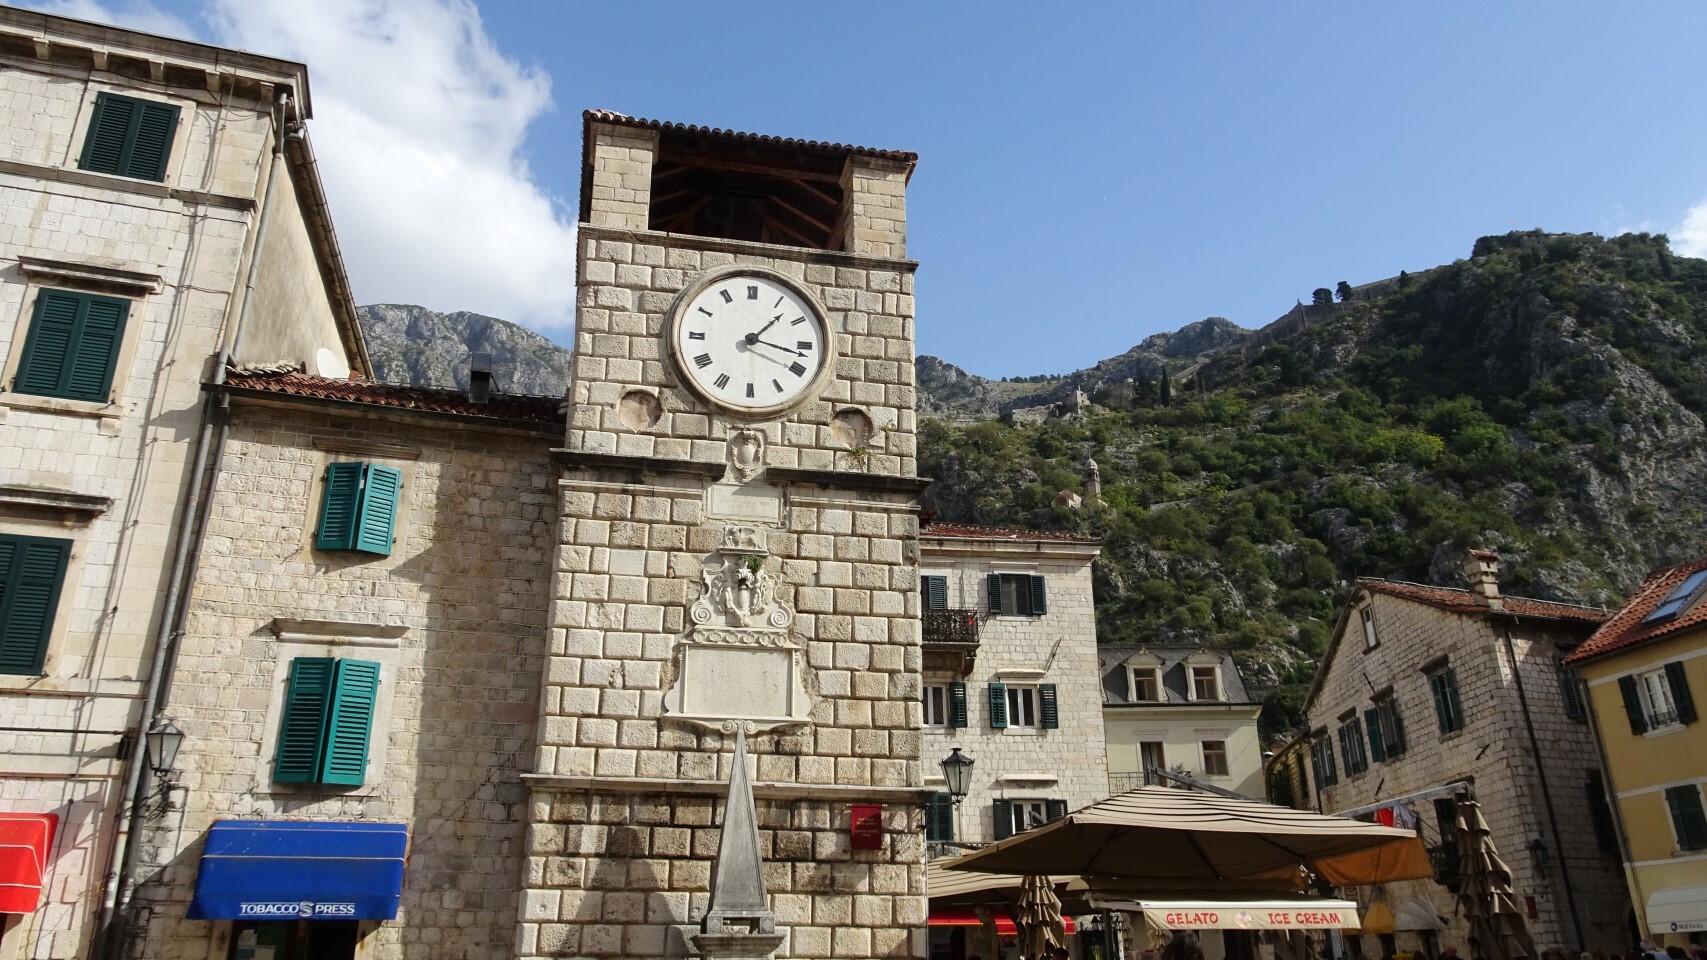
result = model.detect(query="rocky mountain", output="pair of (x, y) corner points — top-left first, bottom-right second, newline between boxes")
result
(357, 303), (571, 396)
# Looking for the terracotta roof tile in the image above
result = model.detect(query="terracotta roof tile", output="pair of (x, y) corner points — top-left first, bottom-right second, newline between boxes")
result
(584, 109), (918, 163)
(920, 522), (1100, 545)
(1565, 557), (1707, 664)
(224, 371), (564, 425)
(1358, 579), (1607, 624)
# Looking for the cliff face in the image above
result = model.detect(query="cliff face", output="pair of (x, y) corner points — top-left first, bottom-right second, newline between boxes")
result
(357, 303), (571, 397)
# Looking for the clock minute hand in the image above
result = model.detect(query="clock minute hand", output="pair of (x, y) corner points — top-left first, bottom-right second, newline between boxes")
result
(753, 338), (805, 357)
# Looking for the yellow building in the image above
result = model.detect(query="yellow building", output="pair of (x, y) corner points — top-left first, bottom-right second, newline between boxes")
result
(1568, 558), (1707, 949)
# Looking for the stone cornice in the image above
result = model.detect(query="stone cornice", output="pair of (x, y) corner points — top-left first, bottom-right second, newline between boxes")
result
(577, 223), (918, 273)
(0, 484), (112, 522)
(521, 773), (934, 804)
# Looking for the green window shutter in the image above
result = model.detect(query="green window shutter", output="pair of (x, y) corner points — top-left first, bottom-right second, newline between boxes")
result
(1029, 575), (1048, 616)
(353, 465), (402, 556)
(926, 792), (954, 842)
(1039, 683), (1059, 729)
(316, 659), (380, 785)
(15, 290), (129, 403)
(922, 575), (947, 611)
(1557, 658), (1586, 722)
(1429, 673), (1450, 735)
(64, 295), (128, 402)
(79, 92), (135, 174)
(1665, 661), (1697, 725)
(1444, 669), (1463, 732)
(992, 799), (1014, 841)
(986, 573), (1003, 615)
(1365, 709), (1386, 763)
(1338, 729), (1351, 773)
(1618, 675), (1649, 734)
(124, 100), (179, 181)
(987, 682), (1007, 729)
(1045, 799), (1068, 822)
(0, 535), (71, 676)
(274, 657), (335, 783)
(1664, 786), (1707, 851)
(948, 681), (968, 728)
(78, 93), (177, 181)
(316, 462), (364, 550)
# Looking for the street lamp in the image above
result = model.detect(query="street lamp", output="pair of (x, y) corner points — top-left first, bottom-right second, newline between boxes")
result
(144, 716), (184, 776)
(941, 747), (974, 802)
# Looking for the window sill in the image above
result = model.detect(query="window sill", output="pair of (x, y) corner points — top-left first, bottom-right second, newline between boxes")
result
(0, 392), (122, 433)
(1000, 726), (1041, 736)
(1643, 723), (1686, 739)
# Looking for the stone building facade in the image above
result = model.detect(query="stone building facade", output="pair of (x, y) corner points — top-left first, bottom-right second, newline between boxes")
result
(915, 523), (1107, 848)
(1299, 553), (1628, 955)
(1100, 645), (1263, 800)
(0, 9), (363, 959)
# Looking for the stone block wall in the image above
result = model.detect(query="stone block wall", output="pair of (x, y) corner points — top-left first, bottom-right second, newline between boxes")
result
(130, 403), (556, 960)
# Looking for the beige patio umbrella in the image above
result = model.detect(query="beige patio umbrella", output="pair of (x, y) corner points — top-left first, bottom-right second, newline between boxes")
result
(943, 787), (1427, 883)
(1452, 800), (1534, 960)
(1016, 873), (1067, 959)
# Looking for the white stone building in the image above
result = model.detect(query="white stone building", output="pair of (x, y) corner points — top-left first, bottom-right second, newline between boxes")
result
(0, 9), (364, 959)
(916, 522), (1108, 848)
(1099, 645), (1264, 800)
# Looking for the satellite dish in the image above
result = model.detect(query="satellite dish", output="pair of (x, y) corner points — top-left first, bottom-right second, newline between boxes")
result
(312, 347), (350, 380)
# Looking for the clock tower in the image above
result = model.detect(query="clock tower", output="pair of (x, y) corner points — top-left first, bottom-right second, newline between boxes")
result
(516, 111), (927, 960)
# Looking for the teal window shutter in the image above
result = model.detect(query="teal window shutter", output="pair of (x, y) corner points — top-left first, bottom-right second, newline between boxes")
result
(316, 462), (365, 550)
(922, 575), (947, 611)
(317, 659), (380, 785)
(0, 535), (72, 676)
(986, 573), (1003, 615)
(1666, 661), (1697, 725)
(1618, 676), (1648, 734)
(1045, 799), (1068, 822)
(987, 682), (1007, 729)
(1557, 658), (1586, 722)
(1429, 672), (1450, 734)
(273, 657), (336, 783)
(992, 799), (1014, 841)
(352, 465), (402, 556)
(1365, 709), (1386, 763)
(926, 792), (954, 842)
(1665, 786), (1707, 850)
(948, 681), (968, 728)
(78, 92), (179, 181)
(1039, 683), (1059, 729)
(14, 289), (130, 403)
(1029, 575), (1047, 615)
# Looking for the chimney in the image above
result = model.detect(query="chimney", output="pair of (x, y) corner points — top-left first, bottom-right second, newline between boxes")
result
(468, 352), (493, 405)
(1462, 549), (1502, 608)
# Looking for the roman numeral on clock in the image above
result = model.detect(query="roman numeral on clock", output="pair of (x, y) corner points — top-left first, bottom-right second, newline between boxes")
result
(772, 379), (784, 393)
(774, 296), (784, 307)
(790, 316), (806, 326)
(746, 383), (755, 398)
(797, 341), (812, 351)
(789, 361), (807, 377)
(714, 373), (730, 389)
(688, 331), (705, 340)
(720, 290), (734, 304)
(697, 307), (714, 317)
(747, 285), (758, 299)
(694, 353), (713, 369)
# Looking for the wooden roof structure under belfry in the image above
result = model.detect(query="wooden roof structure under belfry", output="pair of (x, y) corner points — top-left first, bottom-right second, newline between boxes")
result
(581, 110), (917, 251)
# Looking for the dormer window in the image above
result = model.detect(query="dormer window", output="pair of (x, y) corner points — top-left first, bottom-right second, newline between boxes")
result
(1360, 606), (1379, 650)
(1129, 667), (1160, 702)
(1191, 666), (1221, 702)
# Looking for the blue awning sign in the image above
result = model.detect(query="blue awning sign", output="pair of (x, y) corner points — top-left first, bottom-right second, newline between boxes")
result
(189, 820), (408, 922)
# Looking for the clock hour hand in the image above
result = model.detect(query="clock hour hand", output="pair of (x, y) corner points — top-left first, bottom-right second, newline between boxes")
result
(755, 314), (781, 336)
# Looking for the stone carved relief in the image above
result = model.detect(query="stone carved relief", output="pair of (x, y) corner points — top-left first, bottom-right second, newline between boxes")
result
(663, 525), (812, 734)
(726, 428), (765, 483)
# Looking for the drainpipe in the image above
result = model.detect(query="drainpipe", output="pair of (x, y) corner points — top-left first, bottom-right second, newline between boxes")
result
(1498, 619), (1585, 951)
(91, 87), (292, 960)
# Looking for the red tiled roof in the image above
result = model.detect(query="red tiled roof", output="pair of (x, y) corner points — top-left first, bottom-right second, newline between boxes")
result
(224, 371), (564, 424)
(1359, 579), (1607, 624)
(1566, 557), (1707, 664)
(584, 109), (918, 163)
(920, 522), (1101, 545)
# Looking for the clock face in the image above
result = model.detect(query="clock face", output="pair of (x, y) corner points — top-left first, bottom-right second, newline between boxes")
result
(668, 271), (832, 415)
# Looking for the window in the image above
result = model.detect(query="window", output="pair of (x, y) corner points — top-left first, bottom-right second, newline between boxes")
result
(1338, 716), (1369, 775)
(1556, 656), (1586, 722)
(78, 91), (180, 181)
(11, 288), (131, 403)
(1191, 666), (1221, 701)
(0, 534), (72, 676)
(315, 462), (404, 556)
(1619, 663), (1697, 733)
(1129, 667), (1160, 702)
(986, 573), (1047, 616)
(1427, 666), (1465, 734)
(922, 682), (966, 728)
(1310, 733), (1338, 787)
(1586, 771), (1617, 854)
(925, 791), (954, 842)
(1202, 740), (1229, 777)
(1369, 695), (1406, 760)
(1360, 606), (1378, 650)
(1140, 740), (1166, 773)
(920, 575), (947, 611)
(273, 657), (381, 786)
(1664, 784), (1707, 851)
(992, 798), (1069, 840)
(987, 682), (1057, 730)
(1643, 569), (1707, 625)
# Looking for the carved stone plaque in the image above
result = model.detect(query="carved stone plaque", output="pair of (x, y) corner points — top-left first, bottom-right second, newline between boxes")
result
(680, 647), (794, 719)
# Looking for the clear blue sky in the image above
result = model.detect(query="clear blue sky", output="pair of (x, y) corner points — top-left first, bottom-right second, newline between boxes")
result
(45, 1), (1707, 378)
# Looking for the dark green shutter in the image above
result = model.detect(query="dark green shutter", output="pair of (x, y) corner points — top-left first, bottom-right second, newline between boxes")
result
(987, 573), (1003, 615)
(926, 792), (954, 842)
(0, 535), (71, 676)
(1338, 728), (1351, 773)
(14, 291), (79, 397)
(274, 657), (335, 783)
(1321, 737), (1336, 784)
(1444, 669), (1463, 731)
(1618, 675), (1649, 734)
(316, 462), (364, 550)
(317, 659), (379, 785)
(79, 92), (178, 181)
(1429, 673), (1450, 735)
(992, 799), (1014, 841)
(987, 682), (1007, 729)
(1664, 786), (1707, 850)
(14, 290), (129, 403)
(125, 100), (179, 180)
(922, 576), (947, 611)
(948, 681), (968, 728)
(1365, 709), (1386, 763)
(1666, 661), (1697, 725)
(1557, 658), (1586, 721)
(1039, 683), (1058, 729)
(1045, 799), (1068, 822)
(353, 465), (402, 556)
(66, 295), (127, 401)
(1029, 575), (1048, 615)
(79, 92), (135, 174)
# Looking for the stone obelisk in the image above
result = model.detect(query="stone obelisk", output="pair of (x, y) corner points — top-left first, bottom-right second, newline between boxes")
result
(692, 729), (784, 960)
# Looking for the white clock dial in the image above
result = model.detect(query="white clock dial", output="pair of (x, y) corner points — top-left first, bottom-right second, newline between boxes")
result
(669, 271), (832, 415)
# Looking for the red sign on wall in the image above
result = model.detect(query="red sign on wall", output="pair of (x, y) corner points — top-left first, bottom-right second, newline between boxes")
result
(850, 804), (882, 850)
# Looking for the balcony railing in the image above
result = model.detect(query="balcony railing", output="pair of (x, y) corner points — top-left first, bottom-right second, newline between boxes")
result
(1427, 842), (1462, 889)
(1648, 706), (1680, 729)
(923, 608), (980, 646)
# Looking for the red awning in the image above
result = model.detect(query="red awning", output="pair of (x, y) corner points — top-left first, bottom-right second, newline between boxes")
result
(0, 813), (57, 914)
(928, 907), (1077, 936)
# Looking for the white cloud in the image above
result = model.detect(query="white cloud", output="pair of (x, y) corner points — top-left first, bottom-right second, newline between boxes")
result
(1675, 199), (1707, 259)
(27, 0), (580, 333)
